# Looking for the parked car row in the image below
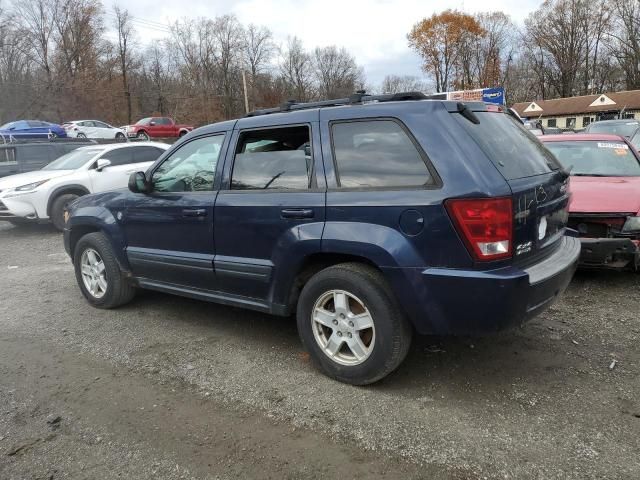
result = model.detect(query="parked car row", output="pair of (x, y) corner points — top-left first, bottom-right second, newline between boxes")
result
(0, 116), (195, 142)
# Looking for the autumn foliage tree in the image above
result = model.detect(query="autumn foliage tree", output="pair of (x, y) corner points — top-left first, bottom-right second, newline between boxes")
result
(408, 10), (485, 92)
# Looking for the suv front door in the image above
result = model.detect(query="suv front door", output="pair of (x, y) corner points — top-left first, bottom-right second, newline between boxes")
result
(213, 112), (325, 309)
(123, 133), (229, 290)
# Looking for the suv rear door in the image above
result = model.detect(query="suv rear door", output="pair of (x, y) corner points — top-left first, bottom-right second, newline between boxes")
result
(213, 111), (325, 306)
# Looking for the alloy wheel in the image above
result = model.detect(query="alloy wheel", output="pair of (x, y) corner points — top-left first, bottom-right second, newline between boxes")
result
(311, 290), (376, 366)
(80, 248), (108, 299)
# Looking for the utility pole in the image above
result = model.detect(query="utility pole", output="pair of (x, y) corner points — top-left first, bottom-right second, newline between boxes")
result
(242, 71), (250, 114)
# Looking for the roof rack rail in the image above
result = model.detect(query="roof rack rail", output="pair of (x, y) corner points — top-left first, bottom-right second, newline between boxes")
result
(245, 90), (429, 117)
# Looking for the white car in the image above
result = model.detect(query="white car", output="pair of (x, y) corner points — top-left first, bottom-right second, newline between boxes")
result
(62, 120), (128, 140)
(0, 142), (169, 230)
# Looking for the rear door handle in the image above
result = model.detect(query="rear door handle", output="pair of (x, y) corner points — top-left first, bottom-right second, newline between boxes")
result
(182, 208), (207, 217)
(281, 208), (314, 219)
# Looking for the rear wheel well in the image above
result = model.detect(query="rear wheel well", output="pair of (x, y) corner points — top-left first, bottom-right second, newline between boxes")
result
(47, 187), (89, 216)
(69, 225), (101, 260)
(287, 253), (382, 312)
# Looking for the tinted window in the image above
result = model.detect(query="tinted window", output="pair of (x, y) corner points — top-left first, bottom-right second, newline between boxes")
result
(331, 120), (432, 188)
(0, 147), (16, 164)
(631, 132), (640, 150)
(454, 112), (560, 180)
(132, 146), (164, 163)
(231, 126), (312, 190)
(156, 118), (171, 125)
(544, 141), (640, 176)
(19, 145), (51, 164)
(101, 148), (133, 166)
(152, 135), (224, 192)
(94, 121), (110, 128)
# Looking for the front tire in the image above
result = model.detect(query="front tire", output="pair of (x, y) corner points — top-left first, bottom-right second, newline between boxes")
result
(73, 232), (135, 308)
(136, 131), (149, 141)
(297, 263), (412, 385)
(50, 193), (80, 231)
(115, 132), (126, 140)
(77, 133), (87, 138)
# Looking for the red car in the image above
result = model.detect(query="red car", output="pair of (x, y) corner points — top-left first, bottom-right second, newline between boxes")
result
(124, 117), (194, 140)
(541, 133), (640, 270)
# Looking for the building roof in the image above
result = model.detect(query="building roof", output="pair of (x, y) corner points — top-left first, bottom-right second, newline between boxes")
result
(512, 90), (640, 118)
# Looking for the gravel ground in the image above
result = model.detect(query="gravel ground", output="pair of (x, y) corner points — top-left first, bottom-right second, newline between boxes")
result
(0, 222), (638, 479)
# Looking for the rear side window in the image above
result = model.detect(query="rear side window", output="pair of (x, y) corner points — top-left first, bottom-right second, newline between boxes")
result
(331, 120), (433, 188)
(19, 145), (50, 164)
(454, 112), (560, 180)
(231, 126), (312, 190)
(133, 146), (164, 163)
(101, 148), (133, 166)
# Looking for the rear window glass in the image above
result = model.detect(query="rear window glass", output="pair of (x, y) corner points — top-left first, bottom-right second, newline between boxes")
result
(454, 112), (560, 180)
(331, 120), (433, 188)
(544, 141), (640, 176)
(587, 122), (639, 137)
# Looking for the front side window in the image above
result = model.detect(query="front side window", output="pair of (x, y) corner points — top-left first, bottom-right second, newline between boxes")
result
(152, 135), (224, 192)
(133, 146), (165, 163)
(331, 120), (433, 188)
(231, 126), (312, 190)
(136, 118), (152, 126)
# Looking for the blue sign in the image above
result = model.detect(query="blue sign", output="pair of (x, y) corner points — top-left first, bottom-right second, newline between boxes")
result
(482, 87), (505, 105)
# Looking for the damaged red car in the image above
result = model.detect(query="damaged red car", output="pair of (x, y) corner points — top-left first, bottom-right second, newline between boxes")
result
(541, 134), (640, 270)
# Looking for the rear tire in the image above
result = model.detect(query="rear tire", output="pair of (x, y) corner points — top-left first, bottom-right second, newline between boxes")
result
(296, 263), (412, 385)
(179, 130), (187, 137)
(73, 232), (136, 308)
(51, 193), (80, 231)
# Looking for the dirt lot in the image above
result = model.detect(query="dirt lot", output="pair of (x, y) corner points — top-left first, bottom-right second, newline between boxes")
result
(0, 223), (638, 480)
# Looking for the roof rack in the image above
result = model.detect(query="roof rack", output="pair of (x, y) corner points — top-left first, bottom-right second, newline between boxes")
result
(246, 90), (429, 117)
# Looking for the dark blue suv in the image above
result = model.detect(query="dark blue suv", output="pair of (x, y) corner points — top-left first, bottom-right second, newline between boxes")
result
(64, 92), (580, 385)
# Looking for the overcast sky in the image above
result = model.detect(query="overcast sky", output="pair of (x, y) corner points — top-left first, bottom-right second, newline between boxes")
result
(104, 0), (540, 86)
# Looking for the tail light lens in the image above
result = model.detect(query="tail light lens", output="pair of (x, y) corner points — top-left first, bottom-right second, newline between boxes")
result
(445, 197), (513, 261)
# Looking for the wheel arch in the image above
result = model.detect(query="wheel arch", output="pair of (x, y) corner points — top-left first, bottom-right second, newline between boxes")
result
(281, 252), (385, 315)
(46, 184), (90, 217)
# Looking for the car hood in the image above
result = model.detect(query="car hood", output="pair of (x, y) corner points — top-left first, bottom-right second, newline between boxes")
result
(570, 176), (640, 214)
(0, 169), (73, 190)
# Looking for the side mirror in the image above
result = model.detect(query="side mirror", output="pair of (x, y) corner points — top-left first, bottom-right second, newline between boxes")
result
(95, 159), (111, 171)
(149, 121), (156, 126)
(128, 171), (151, 193)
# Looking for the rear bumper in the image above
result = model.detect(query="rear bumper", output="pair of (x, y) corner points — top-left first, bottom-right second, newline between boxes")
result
(578, 237), (639, 270)
(383, 236), (580, 335)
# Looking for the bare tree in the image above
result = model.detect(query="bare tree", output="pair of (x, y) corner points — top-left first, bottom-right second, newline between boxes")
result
(313, 45), (359, 98)
(380, 75), (426, 93)
(608, 0), (640, 90)
(278, 36), (314, 101)
(113, 5), (136, 124)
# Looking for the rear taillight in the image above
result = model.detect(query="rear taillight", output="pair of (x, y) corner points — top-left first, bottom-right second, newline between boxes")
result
(445, 197), (513, 261)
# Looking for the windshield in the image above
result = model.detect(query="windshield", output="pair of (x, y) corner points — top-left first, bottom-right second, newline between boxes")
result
(135, 118), (152, 126)
(454, 111), (561, 180)
(587, 122), (639, 137)
(544, 140), (640, 176)
(43, 148), (103, 170)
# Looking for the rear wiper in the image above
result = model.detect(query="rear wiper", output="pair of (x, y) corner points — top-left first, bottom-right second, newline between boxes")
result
(456, 102), (480, 124)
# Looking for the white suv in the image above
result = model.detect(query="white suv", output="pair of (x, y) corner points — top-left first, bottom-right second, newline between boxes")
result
(0, 142), (169, 229)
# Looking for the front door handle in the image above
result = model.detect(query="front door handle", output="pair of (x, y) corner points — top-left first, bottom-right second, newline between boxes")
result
(281, 208), (314, 219)
(182, 208), (207, 217)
